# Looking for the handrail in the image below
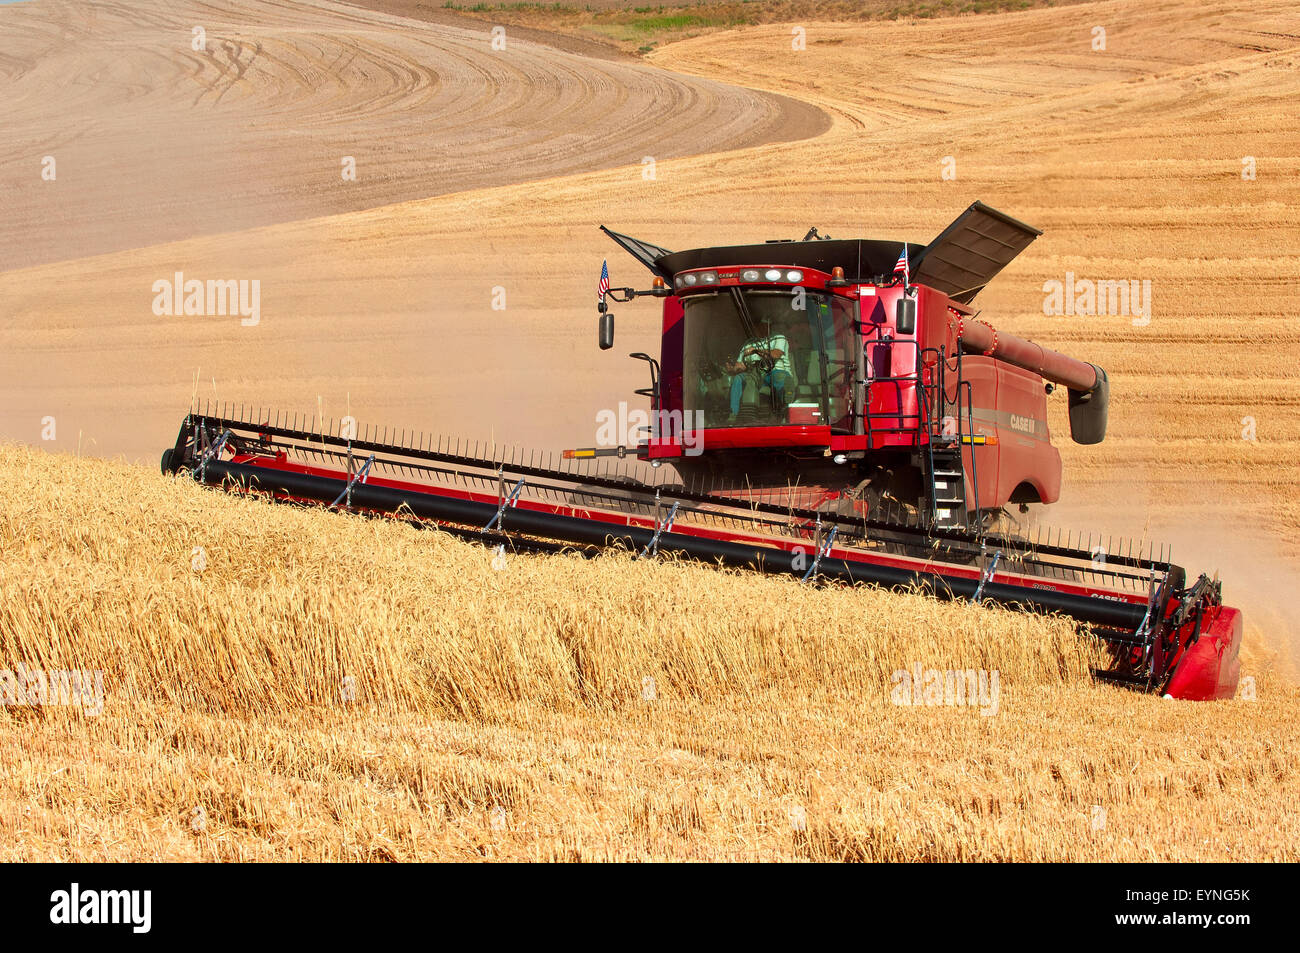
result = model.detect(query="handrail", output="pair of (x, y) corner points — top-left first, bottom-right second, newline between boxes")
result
(854, 326), (996, 533)
(961, 376), (981, 534)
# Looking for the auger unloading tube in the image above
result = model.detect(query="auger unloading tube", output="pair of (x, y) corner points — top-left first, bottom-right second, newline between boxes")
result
(954, 317), (1110, 443)
(201, 460), (1148, 630)
(954, 318), (1098, 392)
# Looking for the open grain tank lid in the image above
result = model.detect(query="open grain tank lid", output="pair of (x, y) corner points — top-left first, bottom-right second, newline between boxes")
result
(911, 201), (1043, 304)
(601, 201), (1042, 304)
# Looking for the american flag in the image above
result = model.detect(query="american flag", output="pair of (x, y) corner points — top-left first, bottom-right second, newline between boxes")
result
(597, 260), (610, 304)
(893, 245), (910, 285)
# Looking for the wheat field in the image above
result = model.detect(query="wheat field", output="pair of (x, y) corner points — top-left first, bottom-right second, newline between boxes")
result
(1, 444), (1295, 861)
(2, 0), (1299, 862)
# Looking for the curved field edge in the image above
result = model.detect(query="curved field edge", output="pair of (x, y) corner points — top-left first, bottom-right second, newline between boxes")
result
(0, 0), (829, 272)
(1, 445), (1296, 861)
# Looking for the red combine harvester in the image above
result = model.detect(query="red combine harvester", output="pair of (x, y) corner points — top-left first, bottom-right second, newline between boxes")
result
(163, 203), (1241, 700)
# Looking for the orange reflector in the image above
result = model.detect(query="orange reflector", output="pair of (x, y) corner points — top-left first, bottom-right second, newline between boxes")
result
(562, 449), (595, 459)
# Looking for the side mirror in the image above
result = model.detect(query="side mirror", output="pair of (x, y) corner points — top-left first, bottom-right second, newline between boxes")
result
(598, 311), (614, 350)
(895, 296), (917, 336)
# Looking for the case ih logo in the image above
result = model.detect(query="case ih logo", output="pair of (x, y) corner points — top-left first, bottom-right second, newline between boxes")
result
(1008, 414), (1036, 434)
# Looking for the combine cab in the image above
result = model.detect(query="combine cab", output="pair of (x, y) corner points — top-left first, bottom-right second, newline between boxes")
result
(163, 203), (1242, 701)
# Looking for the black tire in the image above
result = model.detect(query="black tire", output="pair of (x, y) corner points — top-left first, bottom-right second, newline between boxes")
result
(161, 448), (174, 474)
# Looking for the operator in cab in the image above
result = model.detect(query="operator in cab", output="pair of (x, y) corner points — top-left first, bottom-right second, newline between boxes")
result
(727, 330), (796, 420)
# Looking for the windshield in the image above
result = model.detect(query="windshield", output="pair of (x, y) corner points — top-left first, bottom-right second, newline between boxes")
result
(681, 289), (856, 430)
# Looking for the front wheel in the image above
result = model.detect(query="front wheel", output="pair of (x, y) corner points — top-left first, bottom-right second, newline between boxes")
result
(161, 448), (175, 474)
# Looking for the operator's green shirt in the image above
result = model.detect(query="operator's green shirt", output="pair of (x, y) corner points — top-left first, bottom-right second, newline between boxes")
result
(736, 334), (796, 383)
